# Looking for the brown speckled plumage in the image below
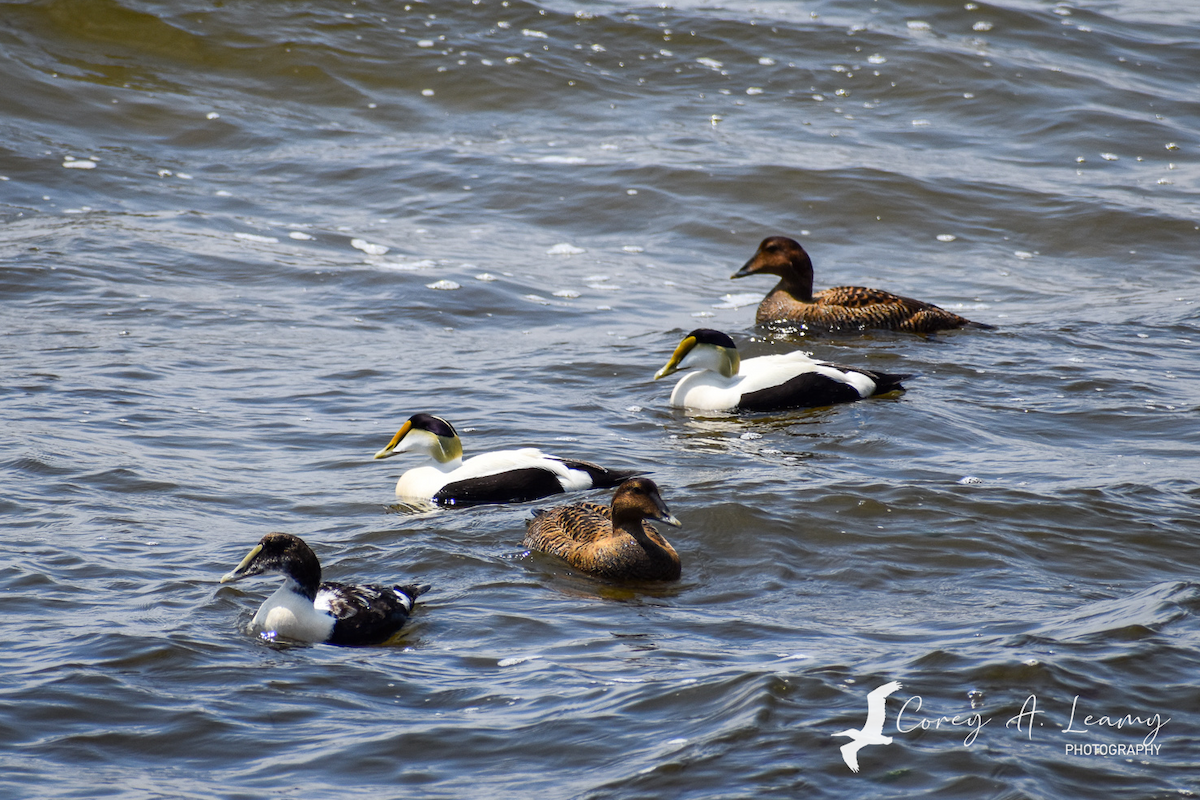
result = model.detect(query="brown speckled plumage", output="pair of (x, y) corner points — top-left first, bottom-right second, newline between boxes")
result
(523, 478), (682, 582)
(733, 236), (990, 333)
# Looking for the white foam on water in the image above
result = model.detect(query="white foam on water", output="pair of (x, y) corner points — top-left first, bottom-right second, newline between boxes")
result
(234, 233), (279, 244)
(712, 292), (760, 309)
(498, 655), (542, 667)
(546, 243), (585, 255)
(537, 155), (586, 164)
(351, 239), (389, 256)
(426, 280), (460, 290)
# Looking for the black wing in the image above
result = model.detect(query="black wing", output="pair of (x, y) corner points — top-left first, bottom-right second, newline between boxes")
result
(322, 582), (428, 646)
(434, 468), (566, 507)
(737, 371), (866, 412)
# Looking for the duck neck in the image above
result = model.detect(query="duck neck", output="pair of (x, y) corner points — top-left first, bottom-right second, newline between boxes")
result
(429, 454), (463, 473)
(613, 513), (675, 561)
(430, 436), (464, 468)
(284, 551), (322, 601)
(776, 256), (815, 302)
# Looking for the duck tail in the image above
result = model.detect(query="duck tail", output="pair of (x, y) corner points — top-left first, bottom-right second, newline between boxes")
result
(561, 460), (648, 489)
(872, 371), (912, 394)
(394, 583), (431, 605)
(964, 320), (996, 330)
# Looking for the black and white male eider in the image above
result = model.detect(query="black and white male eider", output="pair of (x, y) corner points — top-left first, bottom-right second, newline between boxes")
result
(653, 329), (909, 412)
(373, 413), (642, 507)
(220, 533), (429, 646)
(523, 477), (682, 582)
(732, 235), (991, 333)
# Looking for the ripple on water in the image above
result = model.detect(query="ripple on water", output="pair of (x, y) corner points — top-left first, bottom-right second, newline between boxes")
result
(2, 0), (1199, 797)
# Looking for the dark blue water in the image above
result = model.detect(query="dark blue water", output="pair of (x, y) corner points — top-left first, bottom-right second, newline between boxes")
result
(2, 0), (1198, 797)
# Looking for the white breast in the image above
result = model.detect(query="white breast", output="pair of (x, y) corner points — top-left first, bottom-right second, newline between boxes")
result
(249, 584), (336, 643)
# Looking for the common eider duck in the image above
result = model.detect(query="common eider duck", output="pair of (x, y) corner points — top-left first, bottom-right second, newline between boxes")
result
(523, 477), (682, 581)
(732, 236), (991, 333)
(654, 329), (909, 412)
(220, 532), (428, 646)
(373, 413), (642, 507)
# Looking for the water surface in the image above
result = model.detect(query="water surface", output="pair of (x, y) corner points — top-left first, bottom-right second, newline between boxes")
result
(2, 0), (1198, 797)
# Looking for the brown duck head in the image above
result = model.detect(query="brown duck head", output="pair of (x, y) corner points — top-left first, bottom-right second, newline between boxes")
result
(611, 477), (681, 530)
(731, 236), (816, 301)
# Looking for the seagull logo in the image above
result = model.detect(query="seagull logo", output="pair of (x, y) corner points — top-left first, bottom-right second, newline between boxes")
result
(833, 681), (903, 773)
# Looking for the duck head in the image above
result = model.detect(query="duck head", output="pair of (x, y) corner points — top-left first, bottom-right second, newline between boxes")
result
(612, 477), (682, 528)
(220, 532), (322, 599)
(731, 236), (815, 300)
(654, 329), (740, 380)
(373, 413), (464, 464)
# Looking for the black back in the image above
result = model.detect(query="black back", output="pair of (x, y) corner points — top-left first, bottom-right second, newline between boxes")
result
(325, 582), (429, 646)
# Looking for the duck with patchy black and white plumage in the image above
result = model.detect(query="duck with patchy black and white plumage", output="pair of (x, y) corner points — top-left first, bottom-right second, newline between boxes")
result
(654, 328), (909, 412)
(523, 477), (682, 582)
(373, 413), (642, 508)
(732, 236), (991, 333)
(220, 533), (428, 646)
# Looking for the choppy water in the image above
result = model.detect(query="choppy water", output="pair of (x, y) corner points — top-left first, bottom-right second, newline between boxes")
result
(2, 0), (1199, 797)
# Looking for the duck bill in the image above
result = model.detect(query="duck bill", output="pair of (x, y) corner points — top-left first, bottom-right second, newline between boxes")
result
(731, 254), (759, 279)
(655, 512), (683, 528)
(373, 420), (412, 459)
(220, 543), (263, 584)
(654, 336), (696, 380)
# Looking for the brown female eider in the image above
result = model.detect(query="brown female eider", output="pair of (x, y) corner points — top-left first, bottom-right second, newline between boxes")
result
(732, 236), (991, 333)
(523, 477), (682, 582)
(220, 533), (429, 646)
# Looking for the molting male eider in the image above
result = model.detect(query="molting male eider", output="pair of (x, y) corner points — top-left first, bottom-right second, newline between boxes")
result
(654, 329), (909, 412)
(732, 236), (991, 333)
(220, 533), (428, 646)
(373, 413), (642, 507)
(523, 477), (682, 581)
